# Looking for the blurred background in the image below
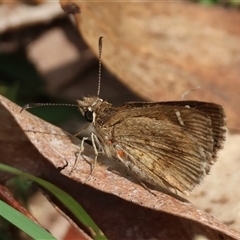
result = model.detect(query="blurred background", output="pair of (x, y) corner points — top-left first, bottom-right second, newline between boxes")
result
(0, 0), (240, 239)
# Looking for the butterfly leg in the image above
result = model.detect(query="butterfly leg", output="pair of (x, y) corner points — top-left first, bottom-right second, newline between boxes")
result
(70, 137), (89, 174)
(80, 137), (89, 153)
(82, 133), (102, 183)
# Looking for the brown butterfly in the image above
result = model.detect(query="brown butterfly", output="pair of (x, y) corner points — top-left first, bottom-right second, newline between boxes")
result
(77, 95), (226, 193)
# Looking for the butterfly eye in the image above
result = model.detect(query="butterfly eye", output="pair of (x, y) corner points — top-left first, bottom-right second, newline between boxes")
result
(84, 110), (94, 122)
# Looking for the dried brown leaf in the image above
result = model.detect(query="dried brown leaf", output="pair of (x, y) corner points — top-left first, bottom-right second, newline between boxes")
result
(67, 1), (240, 130)
(1, 94), (240, 239)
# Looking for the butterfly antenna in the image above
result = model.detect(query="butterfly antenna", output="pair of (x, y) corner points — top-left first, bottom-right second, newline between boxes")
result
(181, 86), (201, 100)
(20, 102), (78, 113)
(97, 36), (103, 98)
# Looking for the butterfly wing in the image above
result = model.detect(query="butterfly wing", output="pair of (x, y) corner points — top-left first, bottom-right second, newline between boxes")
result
(99, 102), (225, 193)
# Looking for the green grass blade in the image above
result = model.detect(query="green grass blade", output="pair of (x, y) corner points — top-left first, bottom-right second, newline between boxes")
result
(0, 199), (56, 240)
(0, 163), (107, 240)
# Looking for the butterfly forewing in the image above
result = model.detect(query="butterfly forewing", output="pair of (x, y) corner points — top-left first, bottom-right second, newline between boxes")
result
(104, 105), (214, 192)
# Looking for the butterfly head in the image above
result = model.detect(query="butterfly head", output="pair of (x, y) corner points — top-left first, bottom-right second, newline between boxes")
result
(77, 96), (104, 124)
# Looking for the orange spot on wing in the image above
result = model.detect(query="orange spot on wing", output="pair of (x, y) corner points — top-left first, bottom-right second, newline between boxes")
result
(117, 149), (125, 158)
